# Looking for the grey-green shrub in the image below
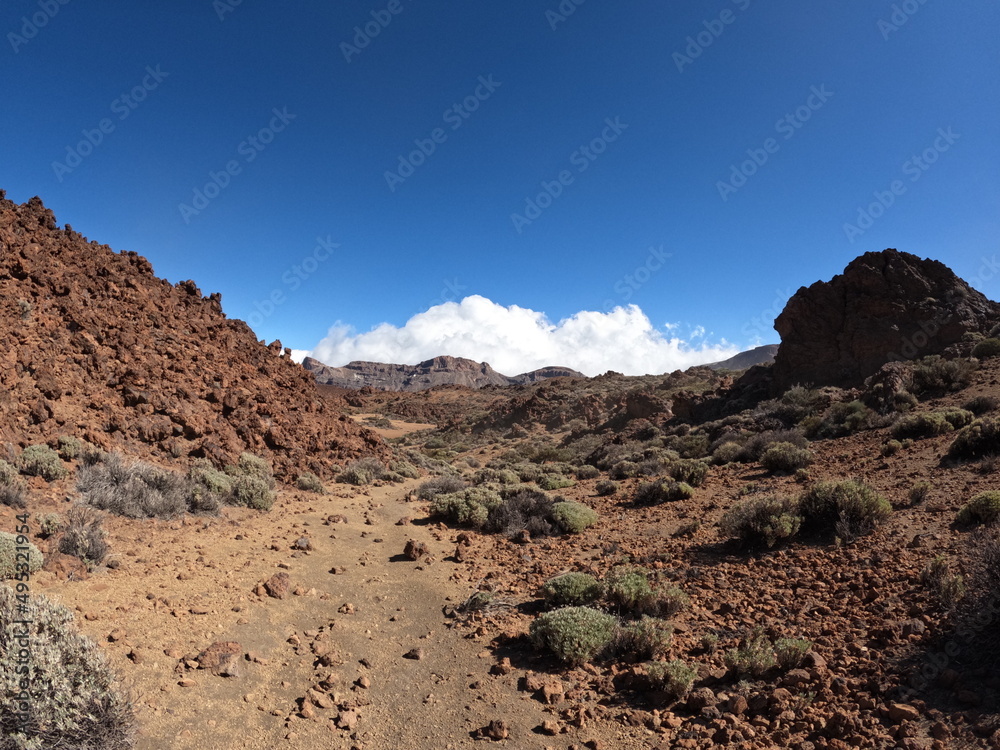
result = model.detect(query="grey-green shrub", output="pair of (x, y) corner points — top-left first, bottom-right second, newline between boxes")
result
(947, 418), (1000, 461)
(712, 441), (742, 465)
(720, 495), (803, 549)
(612, 617), (673, 660)
(759, 442), (813, 474)
(231, 475), (275, 511)
(633, 480), (693, 505)
(19, 445), (67, 481)
(430, 487), (502, 529)
(920, 555), (966, 606)
(576, 465), (600, 480)
(38, 513), (63, 538)
(541, 572), (603, 607)
(78, 453), (191, 519)
(595, 479), (619, 497)
(58, 505), (109, 566)
(668, 459), (709, 487)
(189, 462), (233, 497)
(0, 588), (134, 749)
(0, 532), (42, 579)
(57, 436), (82, 460)
(892, 409), (974, 440)
(957, 491), (1000, 526)
(773, 638), (812, 670)
(234, 452), (271, 481)
(416, 475), (466, 501)
(391, 460), (421, 479)
(973, 338), (1000, 359)
(724, 629), (777, 677)
(529, 606), (618, 666)
(799, 479), (891, 541)
(538, 474), (575, 491)
(647, 659), (697, 702)
(296, 472), (324, 493)
(551, 501), (598, 533)
(337, 457), (386, 485)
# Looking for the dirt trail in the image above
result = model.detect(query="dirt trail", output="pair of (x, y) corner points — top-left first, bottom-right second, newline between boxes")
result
(38, 480), (589, 750)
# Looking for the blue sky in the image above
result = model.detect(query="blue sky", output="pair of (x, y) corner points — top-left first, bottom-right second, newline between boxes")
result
(3, 1), (998, 375)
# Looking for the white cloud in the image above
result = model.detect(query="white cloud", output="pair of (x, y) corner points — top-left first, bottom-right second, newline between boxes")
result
(297, 295), (739, 377)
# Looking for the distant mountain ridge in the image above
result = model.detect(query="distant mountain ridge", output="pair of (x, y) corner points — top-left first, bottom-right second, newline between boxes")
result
(705, 344), (779, 371)
(302, 355), (583, 391)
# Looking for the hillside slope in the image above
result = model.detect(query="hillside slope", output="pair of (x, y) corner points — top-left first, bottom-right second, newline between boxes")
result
(0, 193), (383, 478)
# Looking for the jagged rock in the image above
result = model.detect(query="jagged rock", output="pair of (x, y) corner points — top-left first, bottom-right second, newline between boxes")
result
(772, 249), (999, 390)
(303, 355), (582, 392)
(196, 641), (243, 677)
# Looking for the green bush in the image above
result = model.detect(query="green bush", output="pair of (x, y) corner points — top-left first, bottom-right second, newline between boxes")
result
(799, 480), (891, 541)
(233, 452), (271, 481)
(668, 433), (710, 459)
(651, 585), (690, 618)
(909, 481), (931, 505)
(230, 475), (275, 511)
(416, 475), (466, 501)
(391, 460), (421, 479)
(646, 659), (697, 702)
(720, 495), (802, 549)
(633, 480), (693, 505)
(430, 488), (503, 529)
(0, 588), (134, 749)
(712, 441), (742, 465)
(947, 418), (1000, 461)
(809, 400), (876, 439)
(485, 489), (557, 538)
(18, 445), (67, 481)
(58, 505), (109, 566)
(964, 396), (999, 416)
(605, 569), (653, 612)
(881, 439), (903, 457)
(473, 467), (519, 486)
(57, 436), (82, 460)
(529, 606), (618, 666)
(595, 479), (619, 497)
(957, 491), (1000, 526)
(0, 532), (43, 579)
(608, 460), (640, 480)
(668, 459), (709, 487)
(551, 501), (599, 533)
(541, 572), (604, 607)
(973, 338), (1000, 359)
(920, 555), (965, 606)
(538, 474), (575, 491)
(892, 409), (974, 440)
(575, 464), (600, 480)
(337, 457), (387, 485)
(724, 629), (776, 677)
(612, 617), (673, 660)
(759, 442), (813, 474)
(910, 356), (976, 397)
(189, 461), (234, 497)
(0, 463), (26, 509)
(773, 638), (812, 670)
(737, 429), (808, 464)
(296, 472), (324, 493)
(38, 513), (63, 538)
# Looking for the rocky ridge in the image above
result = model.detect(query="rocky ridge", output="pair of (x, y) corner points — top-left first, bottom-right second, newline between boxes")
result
(302, 355), (583, 392)
(0, 193), (384, 478)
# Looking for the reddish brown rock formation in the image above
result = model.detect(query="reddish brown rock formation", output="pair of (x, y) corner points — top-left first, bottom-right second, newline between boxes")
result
(303, 355), (582, 391)
(0, 192), (384, 478)
(772, 249), (998, 390)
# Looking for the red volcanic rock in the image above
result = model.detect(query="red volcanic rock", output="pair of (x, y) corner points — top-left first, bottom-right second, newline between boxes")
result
(772, 249), (999, 390)
(303, 355), (583, 392)
(0, 192), (385, 478)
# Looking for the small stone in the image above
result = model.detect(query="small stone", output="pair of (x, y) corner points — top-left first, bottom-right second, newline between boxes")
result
(403, 540), (429, 561)
(888, 703), (921, 723)
(197, 642), (244, 678)
(403, 648), (424, 660)
(108, 628), (127, 642)
(264, 573), (290, 599)
(476, 720), (509, 741)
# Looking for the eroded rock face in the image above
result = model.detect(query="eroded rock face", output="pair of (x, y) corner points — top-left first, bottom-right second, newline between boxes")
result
(771, 249), (999, 390)
(0, 192), (385, 478)
(303, 355), (583, 392)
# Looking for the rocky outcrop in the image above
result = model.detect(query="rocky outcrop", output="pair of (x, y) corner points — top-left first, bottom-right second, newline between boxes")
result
(303, 355), (583, 391)
(0, 193), (384, 478)
(771, 249), (999, 390)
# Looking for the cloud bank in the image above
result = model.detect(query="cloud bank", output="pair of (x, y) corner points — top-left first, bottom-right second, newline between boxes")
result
(295, 295), (739, 377)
